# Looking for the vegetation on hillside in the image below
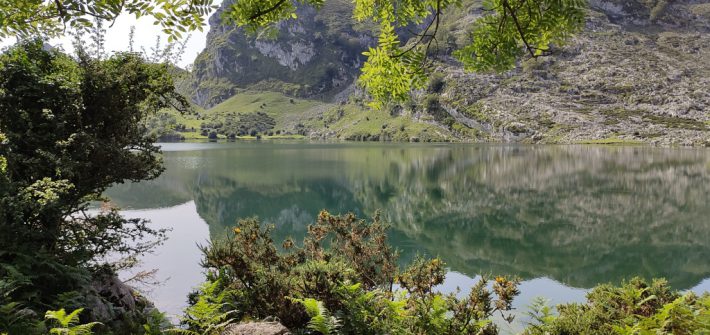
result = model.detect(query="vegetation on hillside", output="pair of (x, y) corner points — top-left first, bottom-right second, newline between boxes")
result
(180, 0), (709, 146)
(150, 90), (456, 141)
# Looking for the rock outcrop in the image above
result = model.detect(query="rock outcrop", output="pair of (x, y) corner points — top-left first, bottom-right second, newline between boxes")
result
(433, 0), (710, 145)
(221, 322), (291, 335)
(180, 0), (376, 107)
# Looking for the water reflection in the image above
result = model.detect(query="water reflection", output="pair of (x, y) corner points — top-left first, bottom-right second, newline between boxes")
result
(107, 143), (710, 292)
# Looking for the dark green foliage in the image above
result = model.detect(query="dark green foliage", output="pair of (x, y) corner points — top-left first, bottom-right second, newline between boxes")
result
(0, 39), (187, 334)
(423, 94), (456, 127)
(0, 38), (178, 267)
(145, 112), (186, 141)
(201, 112), (276, 137)
(197, 211), (519, 334)
(523, 278), (710, 335)
(425, 94), (441, 113)
(428, 73), (446, 93)
(0, 277), (45, 334)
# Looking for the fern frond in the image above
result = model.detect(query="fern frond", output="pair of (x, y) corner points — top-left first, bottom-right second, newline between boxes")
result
(45, 308), (101, 335)
(65, 308), (84, 326)
(292, 298), (340, 335)
(45, 308), (70, 327)
(71, 322), (102, 335)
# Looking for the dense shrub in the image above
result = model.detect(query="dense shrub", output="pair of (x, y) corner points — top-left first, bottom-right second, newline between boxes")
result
(190, 212), (710, 335)
(201, 112), (276, 138)
(525, 278), (710, 335)
(197, 211), (519, 334)
(428, 73), (446, 93)
(145, 112), (185, 141)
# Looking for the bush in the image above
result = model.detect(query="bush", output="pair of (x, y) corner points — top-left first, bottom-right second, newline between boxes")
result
(524, 278), (710, 335)
(197, 211), (519, 334)
(425, 94), (440, 113)
(167, 281), (236, 335)
(427, 73), (446, 93)
(200, 112), (276, 138)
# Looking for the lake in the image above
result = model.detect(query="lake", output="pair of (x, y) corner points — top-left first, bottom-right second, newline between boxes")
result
(105, 142), (710, 331)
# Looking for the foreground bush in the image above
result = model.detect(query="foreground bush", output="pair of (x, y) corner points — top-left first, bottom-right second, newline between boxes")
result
(191, 211), (710, 335)
(0, 39), (186, 335)
(197, 210), (520, 334)
(525, 278), (710, 335)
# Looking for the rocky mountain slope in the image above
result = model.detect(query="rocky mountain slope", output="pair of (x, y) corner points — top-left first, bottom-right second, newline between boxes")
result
(176, 0), (710, 145)
(179, 0), (376, 108)
(435, 0), (710, 145)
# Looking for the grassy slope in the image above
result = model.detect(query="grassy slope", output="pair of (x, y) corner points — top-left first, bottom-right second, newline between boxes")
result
(316, 104), (454, 141)
(171, 104), (206, 139)
(209, 91), (327, 129)
(165, 91), (455, 141)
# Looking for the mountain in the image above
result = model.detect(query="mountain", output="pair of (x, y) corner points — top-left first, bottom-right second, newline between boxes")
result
(178, 0), (376, 108)
(174, 0), (710, 145)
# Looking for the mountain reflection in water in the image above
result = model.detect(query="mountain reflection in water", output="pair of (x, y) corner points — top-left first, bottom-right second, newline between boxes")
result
(106, 142), (710, 316)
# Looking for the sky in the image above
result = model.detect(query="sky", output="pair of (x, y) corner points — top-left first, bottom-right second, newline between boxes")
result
(0, 4), (222, 68)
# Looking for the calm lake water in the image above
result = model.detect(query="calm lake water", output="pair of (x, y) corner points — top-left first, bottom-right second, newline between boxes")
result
(105, 142), (710, 331)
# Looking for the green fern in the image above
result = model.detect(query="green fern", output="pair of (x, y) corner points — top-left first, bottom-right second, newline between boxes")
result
(142, 309), (171, 335)
(167, 281), (236, 335)
(291, 298), (340, 335)
(45, 308), (101, 335)
(0, 278), (42, 335)
(525, 297), (557, 332)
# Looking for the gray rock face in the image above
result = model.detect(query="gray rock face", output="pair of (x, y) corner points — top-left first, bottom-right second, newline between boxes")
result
(437, 0), (710, 146)
(221, 322), (291, 335)
(181, 0), (375, 107)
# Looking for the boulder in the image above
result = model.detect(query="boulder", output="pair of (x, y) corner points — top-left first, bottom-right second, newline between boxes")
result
(221, 322), (291, 335)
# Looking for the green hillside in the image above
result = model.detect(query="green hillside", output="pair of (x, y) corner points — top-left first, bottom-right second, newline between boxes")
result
(150, 90), (456, 141)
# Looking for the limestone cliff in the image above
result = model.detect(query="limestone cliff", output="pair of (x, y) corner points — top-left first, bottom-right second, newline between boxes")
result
(180, 0), (374, 108)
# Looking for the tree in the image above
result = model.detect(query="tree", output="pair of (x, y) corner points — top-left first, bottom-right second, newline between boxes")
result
(0, 39), (189, 314)
(0, 0), (586, 108)
(0, 0), (214, 41)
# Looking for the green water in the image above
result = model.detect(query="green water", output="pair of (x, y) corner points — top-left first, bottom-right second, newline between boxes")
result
(106, 142), (710, 320)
